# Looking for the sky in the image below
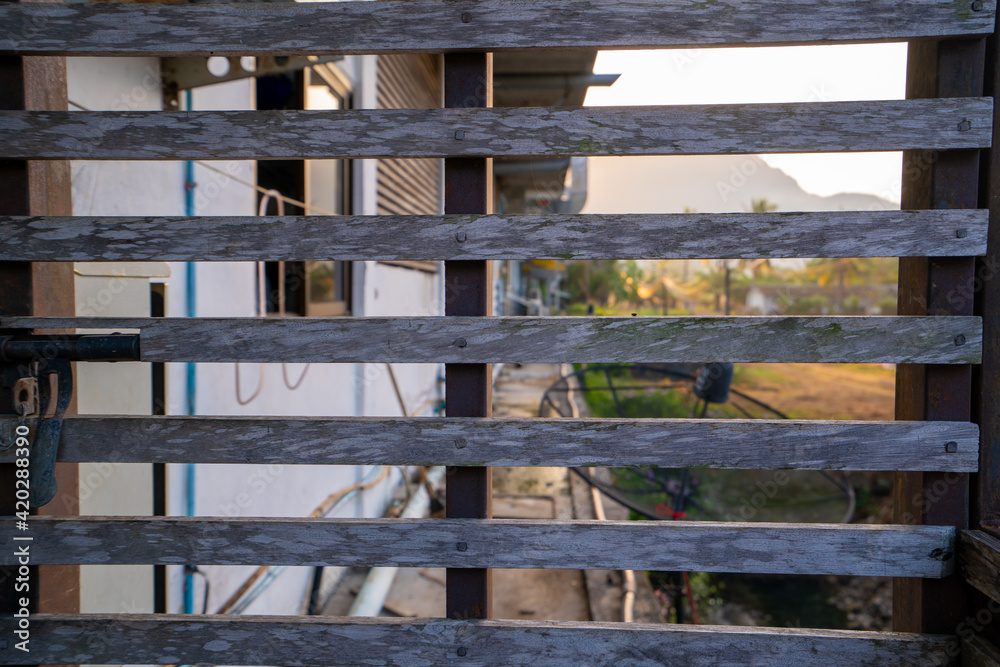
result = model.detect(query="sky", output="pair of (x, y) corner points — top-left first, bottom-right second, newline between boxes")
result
(583, 43), (909, 202)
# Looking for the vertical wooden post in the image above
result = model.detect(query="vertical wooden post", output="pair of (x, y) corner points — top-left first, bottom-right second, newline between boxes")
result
(894, 37), (985, 634)
(976, 16), (1000, 539)
(0, 48), (79, 617)
(444, 52), (493, 621)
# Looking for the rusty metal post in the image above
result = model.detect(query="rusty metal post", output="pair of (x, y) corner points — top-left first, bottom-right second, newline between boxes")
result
(443, 53), (493, 621)
(894, 37), (985, 634)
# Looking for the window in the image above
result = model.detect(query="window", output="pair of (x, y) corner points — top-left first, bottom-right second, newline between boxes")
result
(257, 61), (353, 316)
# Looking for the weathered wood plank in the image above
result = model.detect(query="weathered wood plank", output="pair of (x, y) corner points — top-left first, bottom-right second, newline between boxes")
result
(962, 634), (1000, 666)
(0, 209), (988, 261)
(0, 614), (956, 667)
(0, 0), (993, 57)
(0, 416), (980, 472)
(0, 99), (991, 160)
(0, 517), (956, 577)
(959, 530), (1000, 605)
(0, 315), (982, 364)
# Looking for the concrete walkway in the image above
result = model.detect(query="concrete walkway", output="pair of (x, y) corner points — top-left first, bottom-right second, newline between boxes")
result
(324, 363), (662, 623)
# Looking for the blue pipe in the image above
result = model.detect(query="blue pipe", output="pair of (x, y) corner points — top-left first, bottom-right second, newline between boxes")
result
(183, 88), (197, 619)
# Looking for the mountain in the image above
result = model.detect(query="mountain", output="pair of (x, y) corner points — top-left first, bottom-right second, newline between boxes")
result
(581, 155), (898, 214)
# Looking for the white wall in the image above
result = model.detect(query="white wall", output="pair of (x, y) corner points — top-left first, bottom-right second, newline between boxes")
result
(65, 56), (445, 617)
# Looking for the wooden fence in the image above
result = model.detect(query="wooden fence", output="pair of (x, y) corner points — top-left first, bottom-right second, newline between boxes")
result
(2, 0), (1000, 663)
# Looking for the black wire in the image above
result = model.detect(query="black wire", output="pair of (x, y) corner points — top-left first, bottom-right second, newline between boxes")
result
(569, 467), (722, 521)
(726, 399), (757, 419)
(551, 364), (853, 524)
(539, 364), (792, 421)
(186, 566), (211, 614)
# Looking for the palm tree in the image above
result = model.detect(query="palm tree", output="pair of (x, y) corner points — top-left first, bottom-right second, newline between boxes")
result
(719, 198), (781, 314)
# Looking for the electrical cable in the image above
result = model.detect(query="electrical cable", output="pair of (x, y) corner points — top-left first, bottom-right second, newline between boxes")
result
(234, 363), (265, 405)
(68, 100), (337, 216)
(282, 364), (311, 391)
(215, 466), (390, 615)
(185, 566), (211, 614)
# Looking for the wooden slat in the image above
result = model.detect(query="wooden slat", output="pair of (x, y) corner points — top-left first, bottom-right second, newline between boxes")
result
(0, 0), (993, 56)
(0, 99), (991, 160)
(959, 530), (1000, 604)
(962, 635), (1000, 666)
(0, 614), (956, 667)
(0, 517), (956, 577)
(0, 416), (980, 472)
(0, 210), (988, 262)
(0, 315), (982, 364)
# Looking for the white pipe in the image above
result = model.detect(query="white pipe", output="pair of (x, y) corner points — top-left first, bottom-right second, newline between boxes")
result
(347, 466), (446, 617)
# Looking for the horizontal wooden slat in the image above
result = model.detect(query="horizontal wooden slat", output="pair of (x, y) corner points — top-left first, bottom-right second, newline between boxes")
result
(0, 0), (993, 56)
(0, 99), (991, 160)
(962, 635), (1000, 667)
(0, 210), (987, 261)
(0, 315), (982, 364)
(0, 416), (979, 472)
(0, 517), (955, 577)
(0, 614), (955, 667)
(959, 530), (1000, 604)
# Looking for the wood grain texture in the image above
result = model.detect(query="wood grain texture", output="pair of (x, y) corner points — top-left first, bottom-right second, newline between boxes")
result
(0, 315), (982, 364)
(961, 634), (1000, 666)
(0, 209), (988, 262)
(0, 99), (991, 160)
(0, 416), (980, 472)
(0, 517), (956, 577)
(0, 0), (993, 56)
(0, 614), (955, 667)
(959, 530), (1000, 604)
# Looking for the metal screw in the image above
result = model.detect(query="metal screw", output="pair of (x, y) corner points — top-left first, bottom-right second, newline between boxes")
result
(972, 0), (984, 11)
(456, 542), (468, 552)
(945, 441), (958, 453)
(956, 228), (969, 239)
(955, 334), (967, 346)
(455, 438), (467, 449)
(455, 338), (468, 348)
(461, 12), (472, 22)
(456, 231), (467, 242)
(958, 119), (972, 132)
(455, 129), (466, 140)
(457, 647), (468, 656)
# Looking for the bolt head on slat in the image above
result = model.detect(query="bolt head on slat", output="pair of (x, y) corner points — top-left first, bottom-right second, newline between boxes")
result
(955, 334), (967, 346)
(945, 441), (958, 453)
